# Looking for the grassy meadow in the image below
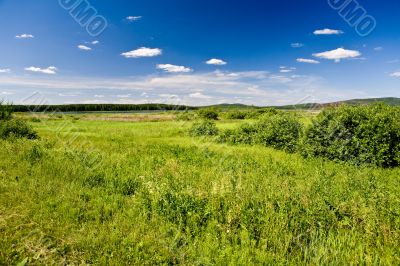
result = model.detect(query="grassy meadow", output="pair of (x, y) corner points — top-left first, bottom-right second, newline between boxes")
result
(1, 112), (399, 265)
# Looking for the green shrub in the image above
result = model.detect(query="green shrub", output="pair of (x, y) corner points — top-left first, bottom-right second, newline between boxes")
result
(218, 123), (258, 145)
(30, 117), (42, 123)
(247, 108), (279, 119)
(255, 113), (303, 152)
(177, 111), (197, 121)
(0, 101), (13, 121)
(189, 120), (219, 137)
(197, 108), (219, 120)
(223, 108), (279, 120)
(301, 104), (400, 167)
(224, 111), (248, 120)
(0, 119), (38, 139)
(218, 113), (303, 152)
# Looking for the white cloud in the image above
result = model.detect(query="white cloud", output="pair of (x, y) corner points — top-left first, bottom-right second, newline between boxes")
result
(0, 69), (11, 73)
(25, 66), (57, 75)
(390, 72), (400, 78)
(313, 29), (343, 35)
(121, 47), (162, 58)
(374, 46), (383, 51)
(280, 69), (293, 73)
(126, 16), (142, 21)
(92, 41), (99, 45)
(291, 43), (304, 48)
(206, 58), (227, 65)
(94, 94), (105, 98)
(159, 94), (179, 98)
(117, 94), (131, 98)
(157, 64), (192, 73)
(16, 34), (34, 39)
(279, 66), (296, 73)
(189, 92), (212, 99)
(297, 58), (320, 64)
(313, 48), (361, 62)
(78, 45), (92, 51)
(0, 71), (366, 106)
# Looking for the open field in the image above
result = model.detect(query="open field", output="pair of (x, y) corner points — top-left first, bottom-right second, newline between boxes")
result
(1, 112), (400, 265)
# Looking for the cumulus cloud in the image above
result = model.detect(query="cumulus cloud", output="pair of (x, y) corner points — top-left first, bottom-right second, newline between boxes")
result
(126, 16), (142, 21)
(25, 66), (57, 74)
(0, 70), (366, 106)
(121, 47), (162, 58)
(92, 40), (99, 45)
(78, 45), (92, 51)
(0, 69), (11, 73)
(313, 48), (361, 62)
(280, 69), (292, 73)
(390, 72), (400, 77)
(279, 66), (296, 73)
(206, 58), (227, 65)
(189, 92), (212, 99)
(313, 29), (343, 35)
(15, 34), (34, 39)
(291, 43), (304, 48)
(297, 58), (320, 64)
(157, 64), (192, 73)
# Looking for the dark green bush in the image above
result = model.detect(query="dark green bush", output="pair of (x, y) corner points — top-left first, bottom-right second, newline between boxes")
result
(0, 119), (38, 139)
(197, 109), (219, 120)
(189, 120), (219, 137)
(217, 123), (258, 145)
(223, 108), (280, 120)
(247, 108), (279, 119)
(177, 111), (197, 121)
(224, 111), (248, 120)
(301, 104), (400, 167)
(0, 101), (13, 121)
(218, 113), (303, 152)
(256, 113), (303, 152)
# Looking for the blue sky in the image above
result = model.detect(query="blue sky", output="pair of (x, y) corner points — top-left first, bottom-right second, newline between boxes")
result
(0, 0), (400, 106)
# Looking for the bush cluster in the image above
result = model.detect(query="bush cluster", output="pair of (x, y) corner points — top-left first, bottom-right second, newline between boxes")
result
(189, 120), (219, 137)
(223, 108), (279, 120)
(218, 113), (303, 152)
(197, 109), (219, 120)
(176, 111), (197, 121)
(301, 104), (400, 167)
(0, 102), (38, 140)
(0, 119), (38, 140)
(0, 100), (13, 121)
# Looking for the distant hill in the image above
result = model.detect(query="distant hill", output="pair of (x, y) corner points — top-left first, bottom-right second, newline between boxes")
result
(274, 97), (400, 110)
(6, 97), (400, 112)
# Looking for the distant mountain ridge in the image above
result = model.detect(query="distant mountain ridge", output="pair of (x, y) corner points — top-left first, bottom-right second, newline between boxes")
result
(272, 97), (400, 110)
(6, 97), (400, 112)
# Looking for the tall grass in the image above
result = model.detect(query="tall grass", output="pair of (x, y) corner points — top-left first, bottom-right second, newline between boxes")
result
(0, 117), (399, 264)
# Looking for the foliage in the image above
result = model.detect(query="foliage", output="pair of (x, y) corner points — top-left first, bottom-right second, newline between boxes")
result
(256, 113), (303, 152)
(0, 100), (13, 121)
(301, 104), (400, 167)
(0, 119), (38, 139)
(189, 120), (219, 137)
(218, 113), (303, 152)
(223, 110), (248, 120)
(223, 108), (279, 120)
(197, 108), (219, 120)
(0, 118), (399, 265)
(176, 111), (197, 121)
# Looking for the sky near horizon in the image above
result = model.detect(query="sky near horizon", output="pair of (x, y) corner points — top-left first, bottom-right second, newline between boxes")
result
(0, 0), (400, 106)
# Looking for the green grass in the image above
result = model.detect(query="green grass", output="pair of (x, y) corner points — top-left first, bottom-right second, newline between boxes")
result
(0, 115), (399, 265)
